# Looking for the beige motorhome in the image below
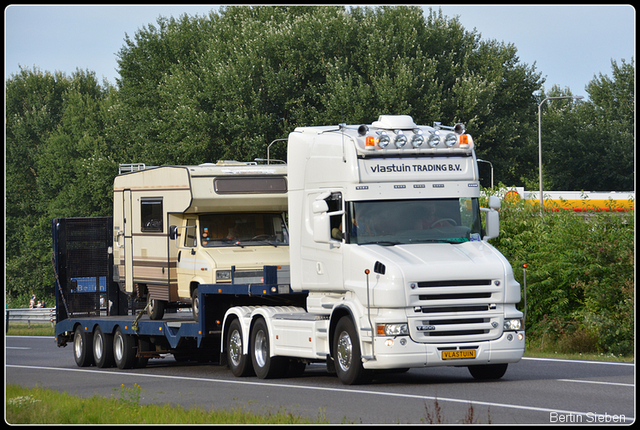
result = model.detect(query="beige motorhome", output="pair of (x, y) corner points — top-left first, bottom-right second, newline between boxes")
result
(113, 161), (289, 320)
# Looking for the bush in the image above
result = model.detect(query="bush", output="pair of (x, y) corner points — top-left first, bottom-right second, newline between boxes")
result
(489, 187), (634, 356)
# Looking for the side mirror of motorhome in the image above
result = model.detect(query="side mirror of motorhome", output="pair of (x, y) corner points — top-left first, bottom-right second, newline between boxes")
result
(169, 225), (178, 240)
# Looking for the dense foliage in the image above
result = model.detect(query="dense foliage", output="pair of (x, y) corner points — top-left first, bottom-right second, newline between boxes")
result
(491, 192), (634, 356)
(5, 6), (634, 354)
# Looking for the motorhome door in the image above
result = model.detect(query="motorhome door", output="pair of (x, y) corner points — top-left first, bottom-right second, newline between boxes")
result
(123, 189), (134, 293)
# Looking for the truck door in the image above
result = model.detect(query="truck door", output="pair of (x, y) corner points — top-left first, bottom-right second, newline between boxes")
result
(123, 189), (134, 293)
(310, 191), (344, 290)
(176, 217), (197, 300)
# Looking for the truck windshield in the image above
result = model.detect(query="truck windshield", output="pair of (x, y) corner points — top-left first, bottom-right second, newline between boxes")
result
(199, 213), (288, 247)
(347, 198), (482, 245)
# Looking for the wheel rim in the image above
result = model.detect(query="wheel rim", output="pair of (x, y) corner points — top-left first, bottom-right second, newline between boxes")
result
(94, 332), (103, 360)
(114, 333), (124, 361)
(229, 329), (242, 366)
(254, 329), (268, 368)
(336, 330), (353, 372)
(74, 332), (83, 358)
(147, 296), (155, 315)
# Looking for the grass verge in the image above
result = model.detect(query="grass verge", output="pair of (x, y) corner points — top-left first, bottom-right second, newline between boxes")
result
(6, 323), (55, 337)
(6, 384), (328, 424)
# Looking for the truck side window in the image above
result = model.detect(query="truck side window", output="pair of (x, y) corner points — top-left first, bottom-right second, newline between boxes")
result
(327, 193), (343, 240)
(141, 198), (163, 232)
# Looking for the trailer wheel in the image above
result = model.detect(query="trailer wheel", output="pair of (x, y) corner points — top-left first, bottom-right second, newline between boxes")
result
(250, 318), (286, 379)
(93, 326), (114, 368)
(468, 363), (508, 380)
(333, 316), (371, 385)
(226, 319), (253, 377)
(73, 326), (94, 367)
(113, 327), (137, 369)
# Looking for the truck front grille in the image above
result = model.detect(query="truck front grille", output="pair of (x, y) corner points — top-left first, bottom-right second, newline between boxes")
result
(409, 278), (502, 343)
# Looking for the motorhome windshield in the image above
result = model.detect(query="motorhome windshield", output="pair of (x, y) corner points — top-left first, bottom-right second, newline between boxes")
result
(347, 198), (482, 245)
(199, 213), (288, 247)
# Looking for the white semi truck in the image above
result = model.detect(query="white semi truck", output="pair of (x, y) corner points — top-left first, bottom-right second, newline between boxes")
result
(54, 115), (524, 385)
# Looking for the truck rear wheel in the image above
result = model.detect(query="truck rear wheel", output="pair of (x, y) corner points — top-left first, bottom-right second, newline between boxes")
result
(333, 316), (371, 385)
(113, 327), (137, 369)
(250, 318), (286, 379)
(93, 326), (114, 368)
(468, 363), (508, 380)
(226, 319), (253, 377)
(73, 326), (94, 367)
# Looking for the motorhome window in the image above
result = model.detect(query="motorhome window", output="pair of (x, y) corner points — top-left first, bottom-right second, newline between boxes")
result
(346, 198), (482, 245)
(185, 219), (197, 247)
(199, 213), (289, 247)
(214, 177), (287, 194)
(141, 198), (163, 232)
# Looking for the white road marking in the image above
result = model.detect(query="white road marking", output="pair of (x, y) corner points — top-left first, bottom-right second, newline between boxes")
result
(558, 379), (634, 387)
(7, 364), (635, 423)
(522, 357), (633, 366)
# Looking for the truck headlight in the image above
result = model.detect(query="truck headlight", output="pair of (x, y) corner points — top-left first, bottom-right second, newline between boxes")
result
(394, 130), (407, 148)
(445, 133), (457, 147)
(428, 133), (440, 147)
(411, 130), (425, 147)
(377, 323), (409, 336)
(377, 131), (390, 148)
(503, 318), (523, 331)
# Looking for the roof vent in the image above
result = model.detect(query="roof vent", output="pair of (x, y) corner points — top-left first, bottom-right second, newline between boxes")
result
(372, 115), (417, 130)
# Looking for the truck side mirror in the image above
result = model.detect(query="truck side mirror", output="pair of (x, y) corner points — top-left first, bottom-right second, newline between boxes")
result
(482, 196), (501, 241)
(484, 210), (499, 240)
(488, 196), (501, 210)
(312, 200), (329, 214)
(169, 225), (178, 240)
(313, 213), (331, 243)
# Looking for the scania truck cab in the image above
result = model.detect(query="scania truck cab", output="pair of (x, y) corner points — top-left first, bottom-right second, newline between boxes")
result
(266, 114), (524, 383)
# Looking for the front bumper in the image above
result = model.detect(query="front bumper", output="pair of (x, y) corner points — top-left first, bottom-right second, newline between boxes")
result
(362, 330), (525, 370)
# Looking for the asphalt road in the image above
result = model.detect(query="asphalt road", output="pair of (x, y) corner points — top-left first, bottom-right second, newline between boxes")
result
(6, 336), (635, 424)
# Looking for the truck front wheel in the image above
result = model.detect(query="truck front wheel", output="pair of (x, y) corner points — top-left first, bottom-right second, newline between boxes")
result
(250, 318), (286, 379)
(333, 316), (371, 385)
(114, 327), (137, 369)
(468, 363), (508, 380)
(73, 326), (94, 367)
(226, 319), (253, 377)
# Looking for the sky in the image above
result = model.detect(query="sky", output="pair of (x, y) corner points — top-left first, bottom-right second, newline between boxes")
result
(4, 5), (635, 98)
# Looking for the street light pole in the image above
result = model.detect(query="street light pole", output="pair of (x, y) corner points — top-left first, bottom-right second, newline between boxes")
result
(538, 95), (584, 214)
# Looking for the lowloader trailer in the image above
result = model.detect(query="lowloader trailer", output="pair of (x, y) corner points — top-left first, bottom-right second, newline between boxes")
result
(54, 115), (524, 384)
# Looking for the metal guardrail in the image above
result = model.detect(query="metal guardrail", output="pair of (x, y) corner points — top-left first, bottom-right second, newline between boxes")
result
(5, 308), (56, 332)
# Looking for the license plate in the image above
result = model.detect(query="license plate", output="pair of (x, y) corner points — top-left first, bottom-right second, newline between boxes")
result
(442, 349), (476, 360)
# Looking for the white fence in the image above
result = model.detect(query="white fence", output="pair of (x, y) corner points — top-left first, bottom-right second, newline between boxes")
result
(5, 307), (56, 331)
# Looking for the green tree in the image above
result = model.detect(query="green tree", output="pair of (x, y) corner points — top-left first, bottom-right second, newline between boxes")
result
(6, 67), (113, 303)
(539, 59), (634, 191)
(113, 6), (543, 171)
